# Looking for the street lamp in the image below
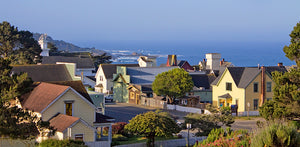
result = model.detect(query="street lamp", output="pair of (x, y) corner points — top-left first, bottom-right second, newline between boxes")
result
(186, 123), (191, 147)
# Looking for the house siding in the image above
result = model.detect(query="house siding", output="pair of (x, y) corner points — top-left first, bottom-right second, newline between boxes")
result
(113, 66), (130, 103)
(245, 73), (262, 111)
(212, 69), (245, 113)
(42, 89), (95, 126)
(62, 121), (95, 142)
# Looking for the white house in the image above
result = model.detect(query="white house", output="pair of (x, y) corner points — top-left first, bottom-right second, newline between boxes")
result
(95, 64), (138, 94)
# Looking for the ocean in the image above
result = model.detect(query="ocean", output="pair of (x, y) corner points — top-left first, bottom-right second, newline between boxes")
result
(76, 40), (296, 67)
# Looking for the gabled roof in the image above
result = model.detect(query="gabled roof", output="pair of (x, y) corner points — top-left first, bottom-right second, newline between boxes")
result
(42, 56), (95, 69)
(12, 64), (73, 82)
(46, 81), (93, 104)
(191, 74), (216, 89)
(21, 82), (69, 112)
(264, 66), (287, 76)
(177, 60), (187, 67)
(126, 66), (179, 85)
(94, 113), (115, 123)
(211, 66), (287, 89)
(98, 64), (139, 79)
(49, 113), (80, 132)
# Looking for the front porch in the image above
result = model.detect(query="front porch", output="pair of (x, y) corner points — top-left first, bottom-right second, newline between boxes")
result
(217, 93), (232, 107)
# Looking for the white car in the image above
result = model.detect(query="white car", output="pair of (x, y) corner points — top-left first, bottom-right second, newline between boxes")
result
(105, 94), (113, 102)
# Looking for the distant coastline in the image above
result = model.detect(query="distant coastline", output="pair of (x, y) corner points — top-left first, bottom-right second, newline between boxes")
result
(74, 40), (295, 67)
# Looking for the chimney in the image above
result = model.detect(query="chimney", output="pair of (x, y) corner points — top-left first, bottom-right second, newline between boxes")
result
(260, 66), (266, 106)
(278, 62), (283, 67)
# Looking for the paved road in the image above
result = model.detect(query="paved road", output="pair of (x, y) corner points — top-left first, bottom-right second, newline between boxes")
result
(105, 102), (263, 132)
(105, 102), (157, 122)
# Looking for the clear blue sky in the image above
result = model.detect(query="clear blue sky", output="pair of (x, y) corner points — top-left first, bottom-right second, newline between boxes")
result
(1, 0), (300, 44)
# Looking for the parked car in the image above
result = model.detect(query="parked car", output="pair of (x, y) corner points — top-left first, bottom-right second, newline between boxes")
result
(105, 94), (113, 102)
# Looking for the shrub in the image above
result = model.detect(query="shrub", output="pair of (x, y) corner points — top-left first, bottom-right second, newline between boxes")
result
(196, 128), (250, 147)
(104, 122), (128, 135)
(39, 139), (87, 147)
(251, 122), (300, 147)
(112, 134), (129, 141)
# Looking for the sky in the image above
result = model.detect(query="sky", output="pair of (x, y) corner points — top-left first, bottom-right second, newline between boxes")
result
(1, 0), (300, 45)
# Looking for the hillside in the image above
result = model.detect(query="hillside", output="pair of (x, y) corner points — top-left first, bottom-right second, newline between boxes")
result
(33, 33), (105, 55)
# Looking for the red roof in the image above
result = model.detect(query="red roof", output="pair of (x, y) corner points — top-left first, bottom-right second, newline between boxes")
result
(21, 82), (69, 112)
(49, 113), (80, 132)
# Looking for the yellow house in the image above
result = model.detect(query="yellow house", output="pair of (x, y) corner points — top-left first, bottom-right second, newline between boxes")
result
(20, 82), (114, 146)
(211, 66), (286, 116)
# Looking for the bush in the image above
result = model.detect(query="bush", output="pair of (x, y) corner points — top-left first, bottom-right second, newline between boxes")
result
(104, 122), (128, 135)
(196, 128), (250, 147)
(39, 139), (87, 147)
(251, 122), (300, 147)
(112, 134), (129, 141)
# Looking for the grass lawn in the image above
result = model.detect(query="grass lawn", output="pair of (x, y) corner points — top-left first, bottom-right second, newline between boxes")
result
(113, 135), (180, 145)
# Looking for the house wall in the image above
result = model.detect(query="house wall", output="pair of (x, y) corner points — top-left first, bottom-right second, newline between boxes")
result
(265, 75), (275, 100)
(42, 89), (95, 126)
(193, 90), (212, 103)
(245, 73), (274, 111)
(245, 73), (262, 111)
(113, 80), (128, 103)
(76, 68), (95, 77)
(212, 69), (245, 113)
(95, 67), (107, 93)
(113, 66), (130, 103)
(62, 121), (95, 142)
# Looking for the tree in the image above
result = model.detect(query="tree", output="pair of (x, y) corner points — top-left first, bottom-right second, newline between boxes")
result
(260, 21), (300, 121)
(0, 58), (53, 139)
(0, 21), (41, 64)
(92, 52), (112, 68)
(47, 42), (58, 55)
(283, 21), (300, 67)
(125, 110), (181, 147)
(184, 105), (234, 136)
(152, 68), (194, 104)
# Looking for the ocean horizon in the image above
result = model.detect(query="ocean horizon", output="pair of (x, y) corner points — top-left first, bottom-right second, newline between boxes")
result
(74, 40), (296, 67)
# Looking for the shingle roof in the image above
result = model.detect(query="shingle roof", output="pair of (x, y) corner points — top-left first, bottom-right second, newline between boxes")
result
(100, 64), (139, 79)
(46, 81), (94, 104)
(264, 66), (287, 75)
(212, 66), (287, 89)
(21, 82), (69, 112)
(191, 74), (216, 89)
(94, 113), (115, 123)
(177, 60), (186, 67)
(12, 64), (73, 82)
(42, 56), (95, 69)
(127, 66), (179, 85)
(49, 113), (80, 132)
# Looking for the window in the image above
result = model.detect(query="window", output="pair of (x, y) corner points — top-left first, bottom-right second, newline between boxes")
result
(267, 82), (272, 92)
(65, 103), (72, 116)
(130, 92), (135, 99)
(226, 82), (232, 91)
(253, 99), (258, 110)
(75, 134), (83, 141)
(100, 76), (103, 81)
(253, 83), (258, 92)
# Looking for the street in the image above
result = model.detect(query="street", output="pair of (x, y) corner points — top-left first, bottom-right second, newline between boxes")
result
(105, 102), (263, 132)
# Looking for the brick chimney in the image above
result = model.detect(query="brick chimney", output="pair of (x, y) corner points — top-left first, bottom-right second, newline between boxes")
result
(260, 66), (266, 106)
(278, 62), (283, 67)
